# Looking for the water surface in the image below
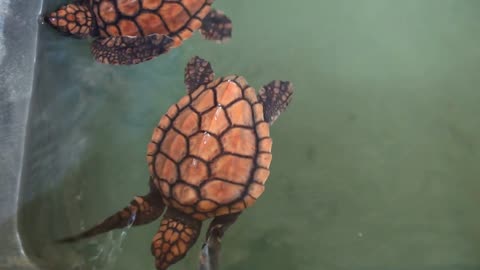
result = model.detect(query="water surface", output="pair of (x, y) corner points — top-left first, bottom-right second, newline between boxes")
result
(20, 0), (480, 269)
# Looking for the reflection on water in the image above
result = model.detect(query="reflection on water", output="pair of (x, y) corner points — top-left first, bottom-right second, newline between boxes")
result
(19, 0), (480, 269)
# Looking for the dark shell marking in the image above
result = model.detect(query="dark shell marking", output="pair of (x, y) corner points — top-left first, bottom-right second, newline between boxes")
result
(147, 76), (272, 220)
(91, 0), (213, 47)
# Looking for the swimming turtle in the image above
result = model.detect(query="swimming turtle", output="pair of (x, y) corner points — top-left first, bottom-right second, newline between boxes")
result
(44, 1), (232, 65)
(58, 56), (294, 270)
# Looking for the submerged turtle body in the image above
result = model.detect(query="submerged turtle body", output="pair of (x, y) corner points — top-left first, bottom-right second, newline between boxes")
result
(57, 57), (293, 270)
(45, 0), (232, 65)
(91, 0), (212, 48)
(147, 76), (271, 220)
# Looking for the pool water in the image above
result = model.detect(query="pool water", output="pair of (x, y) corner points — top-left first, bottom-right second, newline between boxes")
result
(19, 0), (480, 269)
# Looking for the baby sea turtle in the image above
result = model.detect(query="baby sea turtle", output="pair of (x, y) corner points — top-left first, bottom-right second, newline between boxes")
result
(45, 0), (232, 65)
(58, 56), (294, 270)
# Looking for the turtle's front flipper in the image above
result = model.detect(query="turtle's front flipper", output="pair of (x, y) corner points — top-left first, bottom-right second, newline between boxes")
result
(57, 189), (165, 243)
(200, 9), (232, 43)
(199, 213), (241, 270)
(184, 56), (215, 93)
(91, 34), (174, 65)
(151, 208), (202, 270)
(258, 81), (294, 125)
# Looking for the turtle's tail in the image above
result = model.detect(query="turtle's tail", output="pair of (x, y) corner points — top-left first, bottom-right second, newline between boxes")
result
(57, 192), (165, 243)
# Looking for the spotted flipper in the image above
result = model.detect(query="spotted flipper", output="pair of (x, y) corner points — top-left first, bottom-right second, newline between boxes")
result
(199, 213), (241, 270)
(184, 56), (215, 93)
(91, 34), (174, 65)
(258, 81), (294, 125)
(151, 208), (202, 270)
(200, 9), (232, 43)
(57, 190), (165, 243)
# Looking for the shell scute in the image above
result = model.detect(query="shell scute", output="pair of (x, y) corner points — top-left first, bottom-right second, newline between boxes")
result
(230, 201), (246, 213)
(253, 168), (270, 185)
(179, 29), (194, 41)
(116, 0), (140, 16)
(143, 0), (162, 10)
(201, 106), (229, 135)
(166, 105), (178, 119)
(215, 80), (243, 107)
(196, 200), (218, 212)
(173, 108), (199, 136)
(201, 180), (244, 204)
(182, 0), (208, 14)
(172, 183), (199, 205)
(158, 3), (190, 32)
(233, 76), (248, 89)
(147, 142), (158, 156)
(215, 206), (230, 216)
(259, 137), (272, 153)
(256, 153), (272, 168)
(106, 25), (120, 35)
(252, 103), (264, 123)
(161, 130), (187, 161)
(136, 13), (166, 35)
(195, 5), (211, 20)
(154, 154), (177, 184)
(221, 127), (256, 156)
(99, 1), (117, 23)
(176, 95), (191, 110)
(244, 194), (257, 208)
(180, 157), (209, 185)
(243, 87), (257, 103)
(248, 182), (264, 199)
(256, 122), (270, 139)
(118, 19), (140, 36)
(189, 132), (221, 161)
(158, 114), (171, 129)
(222, 75), (237, 82)
(226, 100), (254, 127)
(211, 154), (253, 184)
(191, 89), (215, 113)
(187, 18), (202, 32)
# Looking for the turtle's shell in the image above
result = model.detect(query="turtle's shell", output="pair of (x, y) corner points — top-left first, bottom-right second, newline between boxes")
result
(91, 0), (213, 47)
(147, 76), (272, 220)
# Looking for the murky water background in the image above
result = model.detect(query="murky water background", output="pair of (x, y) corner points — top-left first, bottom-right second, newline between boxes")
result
(19, 0), (480, 269)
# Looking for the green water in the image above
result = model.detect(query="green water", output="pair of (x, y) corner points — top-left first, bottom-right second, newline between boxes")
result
(20, 0), (480, 269)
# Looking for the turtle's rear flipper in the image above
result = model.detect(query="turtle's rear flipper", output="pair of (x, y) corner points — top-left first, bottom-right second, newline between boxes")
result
(200, 9), (232, 43)
(151, 208), (202, 270)
(199, 213), (241, 270)
(91, 34), (173, 65)
(57, 191), (165, 243)
(258, 80), (294, 125)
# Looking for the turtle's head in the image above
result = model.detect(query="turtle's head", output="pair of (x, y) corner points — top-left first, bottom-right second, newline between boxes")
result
(45, 4), (95, 38)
